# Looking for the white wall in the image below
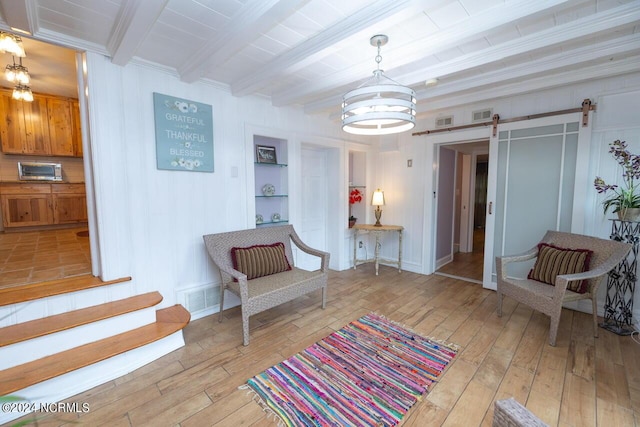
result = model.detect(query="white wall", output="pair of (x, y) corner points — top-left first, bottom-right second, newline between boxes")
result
(83, 52), (369, 307)
(375, 71), (640, 318)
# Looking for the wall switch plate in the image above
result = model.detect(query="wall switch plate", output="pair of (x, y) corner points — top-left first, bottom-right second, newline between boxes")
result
(407, 159), (412, 167)
(359, 241), (363, 248)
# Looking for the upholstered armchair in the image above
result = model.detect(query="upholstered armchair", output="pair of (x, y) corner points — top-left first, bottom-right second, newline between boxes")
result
(496, 230), (631, 346)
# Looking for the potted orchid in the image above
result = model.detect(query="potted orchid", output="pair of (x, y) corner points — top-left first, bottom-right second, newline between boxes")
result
(594, 139), (640, 221)
(349, 188), (363, 227)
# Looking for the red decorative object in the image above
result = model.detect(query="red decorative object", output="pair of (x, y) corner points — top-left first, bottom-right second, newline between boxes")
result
(349, 188), (362, 204)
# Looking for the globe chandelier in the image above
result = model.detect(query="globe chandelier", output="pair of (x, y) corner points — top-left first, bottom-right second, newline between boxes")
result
(341, 35), (416, 135)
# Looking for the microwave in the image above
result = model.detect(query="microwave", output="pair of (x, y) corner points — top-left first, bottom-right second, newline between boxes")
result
(17, 162), (63, 181)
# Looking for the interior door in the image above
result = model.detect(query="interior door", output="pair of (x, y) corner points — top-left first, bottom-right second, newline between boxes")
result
(298, 147), (328, 270)
(483, 114), (581, 289)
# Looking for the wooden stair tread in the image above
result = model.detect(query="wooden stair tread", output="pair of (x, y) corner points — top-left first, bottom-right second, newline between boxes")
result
(0, 274), (132, 307)
(0, 304), (190, 396)
(0, 291), (163, 348)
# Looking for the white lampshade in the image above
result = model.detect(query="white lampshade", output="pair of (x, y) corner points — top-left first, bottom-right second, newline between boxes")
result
(371, 189), (385, 206)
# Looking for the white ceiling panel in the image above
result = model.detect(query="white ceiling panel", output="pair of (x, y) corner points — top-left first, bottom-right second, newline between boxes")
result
(0, 0), (634, 119)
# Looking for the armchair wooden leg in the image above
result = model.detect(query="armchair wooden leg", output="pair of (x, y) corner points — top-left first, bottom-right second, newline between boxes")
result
(496, 291), (503, 317)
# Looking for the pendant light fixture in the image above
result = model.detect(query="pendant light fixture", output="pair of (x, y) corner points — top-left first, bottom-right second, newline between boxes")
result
(5, 56), (30, 84)
(12, 84), (33, 102)
(0, 32), (25, 57)
(341, 35), (416, 135)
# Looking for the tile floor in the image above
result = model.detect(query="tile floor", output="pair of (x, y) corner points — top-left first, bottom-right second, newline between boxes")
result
(0, 227), (91, 289)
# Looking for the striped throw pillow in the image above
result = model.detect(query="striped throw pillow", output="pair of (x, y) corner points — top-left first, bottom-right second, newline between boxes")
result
(231, 242), (292, 280)
(528, 243), (592, 293)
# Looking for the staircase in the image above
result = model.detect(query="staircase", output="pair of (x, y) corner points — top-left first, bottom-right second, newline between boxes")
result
(0, 275), (190, 424)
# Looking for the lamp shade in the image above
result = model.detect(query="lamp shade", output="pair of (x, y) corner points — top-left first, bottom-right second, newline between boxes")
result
(371, 189), (385, 206)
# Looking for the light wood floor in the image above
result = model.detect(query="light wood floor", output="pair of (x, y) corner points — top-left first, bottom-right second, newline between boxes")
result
(10, 264), (640, 427)
(0, 227), (91, 289)
(437, 228), (485, 282)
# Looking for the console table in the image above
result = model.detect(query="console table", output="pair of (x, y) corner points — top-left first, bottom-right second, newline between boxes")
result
(600, 219), (639, 335)
(352, 224), (403, 275)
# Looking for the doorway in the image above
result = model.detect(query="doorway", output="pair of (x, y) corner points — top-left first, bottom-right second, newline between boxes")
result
(435, 141), (489, 284)
(0, 38), (92, 289)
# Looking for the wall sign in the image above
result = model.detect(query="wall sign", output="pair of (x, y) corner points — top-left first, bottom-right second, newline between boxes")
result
(153, 92), (214, 172)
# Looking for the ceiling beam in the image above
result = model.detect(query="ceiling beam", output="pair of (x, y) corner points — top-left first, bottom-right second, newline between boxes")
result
(0, 0), (39, 35)
(107, 0), (169, 66)
(230, 0), (433, 97)
(420, 56), (640, 113)
(397, 2), (640, 89)
(304, 33), (640, 115)
(413, 33), (640, 100)
(179, 0), (309, 84)
(271, 0), (573, 106)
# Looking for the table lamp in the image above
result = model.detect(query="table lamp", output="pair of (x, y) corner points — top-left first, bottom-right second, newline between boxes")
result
(371, 189), (385, 226)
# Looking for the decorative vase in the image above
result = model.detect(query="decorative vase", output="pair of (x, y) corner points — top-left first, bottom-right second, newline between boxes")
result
(349, 219), (356, 228)
(617, 207), (640, 222)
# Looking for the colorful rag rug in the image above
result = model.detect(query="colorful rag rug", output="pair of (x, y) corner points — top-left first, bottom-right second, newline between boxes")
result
(243, 312), (458, 426)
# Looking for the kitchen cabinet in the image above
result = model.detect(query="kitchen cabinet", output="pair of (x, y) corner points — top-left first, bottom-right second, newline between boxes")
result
(47, 97), (74, 156)
(71, 100), (82, 157)
(0, 92), (51, 155)
(52, 184), (87, 224)
(0, 89), (82, 157)
(0, 183), (52, 228)
(0, 182), (86, 228)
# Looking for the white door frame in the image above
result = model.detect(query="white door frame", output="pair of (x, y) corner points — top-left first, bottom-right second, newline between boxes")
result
(424, 129), (492, 275)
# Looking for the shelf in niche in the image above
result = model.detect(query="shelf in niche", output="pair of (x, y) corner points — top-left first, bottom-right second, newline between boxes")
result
(349, 185), (366, 188)
(256, 220), (289, 226)
(255, 162), (287, 167)
(256, 194), (288, 198)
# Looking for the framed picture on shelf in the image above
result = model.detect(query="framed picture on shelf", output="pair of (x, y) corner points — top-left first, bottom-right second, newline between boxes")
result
(256, 145), (277, 164)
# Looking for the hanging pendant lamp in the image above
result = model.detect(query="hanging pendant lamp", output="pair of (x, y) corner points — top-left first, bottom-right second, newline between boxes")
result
(341, 35), (416, 135)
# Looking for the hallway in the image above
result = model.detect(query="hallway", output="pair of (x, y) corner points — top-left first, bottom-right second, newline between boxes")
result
(436, 227), (484, 283)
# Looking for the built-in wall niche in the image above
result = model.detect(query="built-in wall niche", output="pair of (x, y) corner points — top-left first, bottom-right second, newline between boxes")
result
(349, 151), (366, 227)
(254, 135), (288, 227)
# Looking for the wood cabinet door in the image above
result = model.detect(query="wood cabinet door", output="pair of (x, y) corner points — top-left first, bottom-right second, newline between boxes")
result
(53, 194), (87, 224)
(1, 194), (53, 228)
(24, 97), (52, 155)
(0, 92), (28, 154)
(71, 99), (82, 157)
(47, 97), (74, 156)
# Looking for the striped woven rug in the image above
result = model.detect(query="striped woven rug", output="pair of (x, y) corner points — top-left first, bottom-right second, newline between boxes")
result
(244, 312), (458, 426)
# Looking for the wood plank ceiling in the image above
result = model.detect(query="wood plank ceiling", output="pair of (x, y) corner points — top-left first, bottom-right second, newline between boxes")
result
(0, 0), (638, 119)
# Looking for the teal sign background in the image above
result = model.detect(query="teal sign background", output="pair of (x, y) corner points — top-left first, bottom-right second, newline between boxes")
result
(153, 92), (214, 172)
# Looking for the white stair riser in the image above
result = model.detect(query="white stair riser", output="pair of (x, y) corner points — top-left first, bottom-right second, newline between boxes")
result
(0, 331), (185, 425)
(0, 281), (134, 327)
(1, 307), (157, 369)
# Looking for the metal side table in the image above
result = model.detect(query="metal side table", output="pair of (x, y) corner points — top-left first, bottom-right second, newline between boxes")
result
(600, 219), (639, 335)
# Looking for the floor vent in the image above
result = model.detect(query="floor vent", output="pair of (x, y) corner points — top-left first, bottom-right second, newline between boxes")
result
(472, 108), (492, 122)
(436, 115), (454, 128)
(178, 284), (220, 318)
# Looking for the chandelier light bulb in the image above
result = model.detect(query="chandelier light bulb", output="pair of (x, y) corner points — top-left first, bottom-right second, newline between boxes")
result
(12, 84), (33, 102)
(0, 32), (25, 57)
(5, 57), (30, 84)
